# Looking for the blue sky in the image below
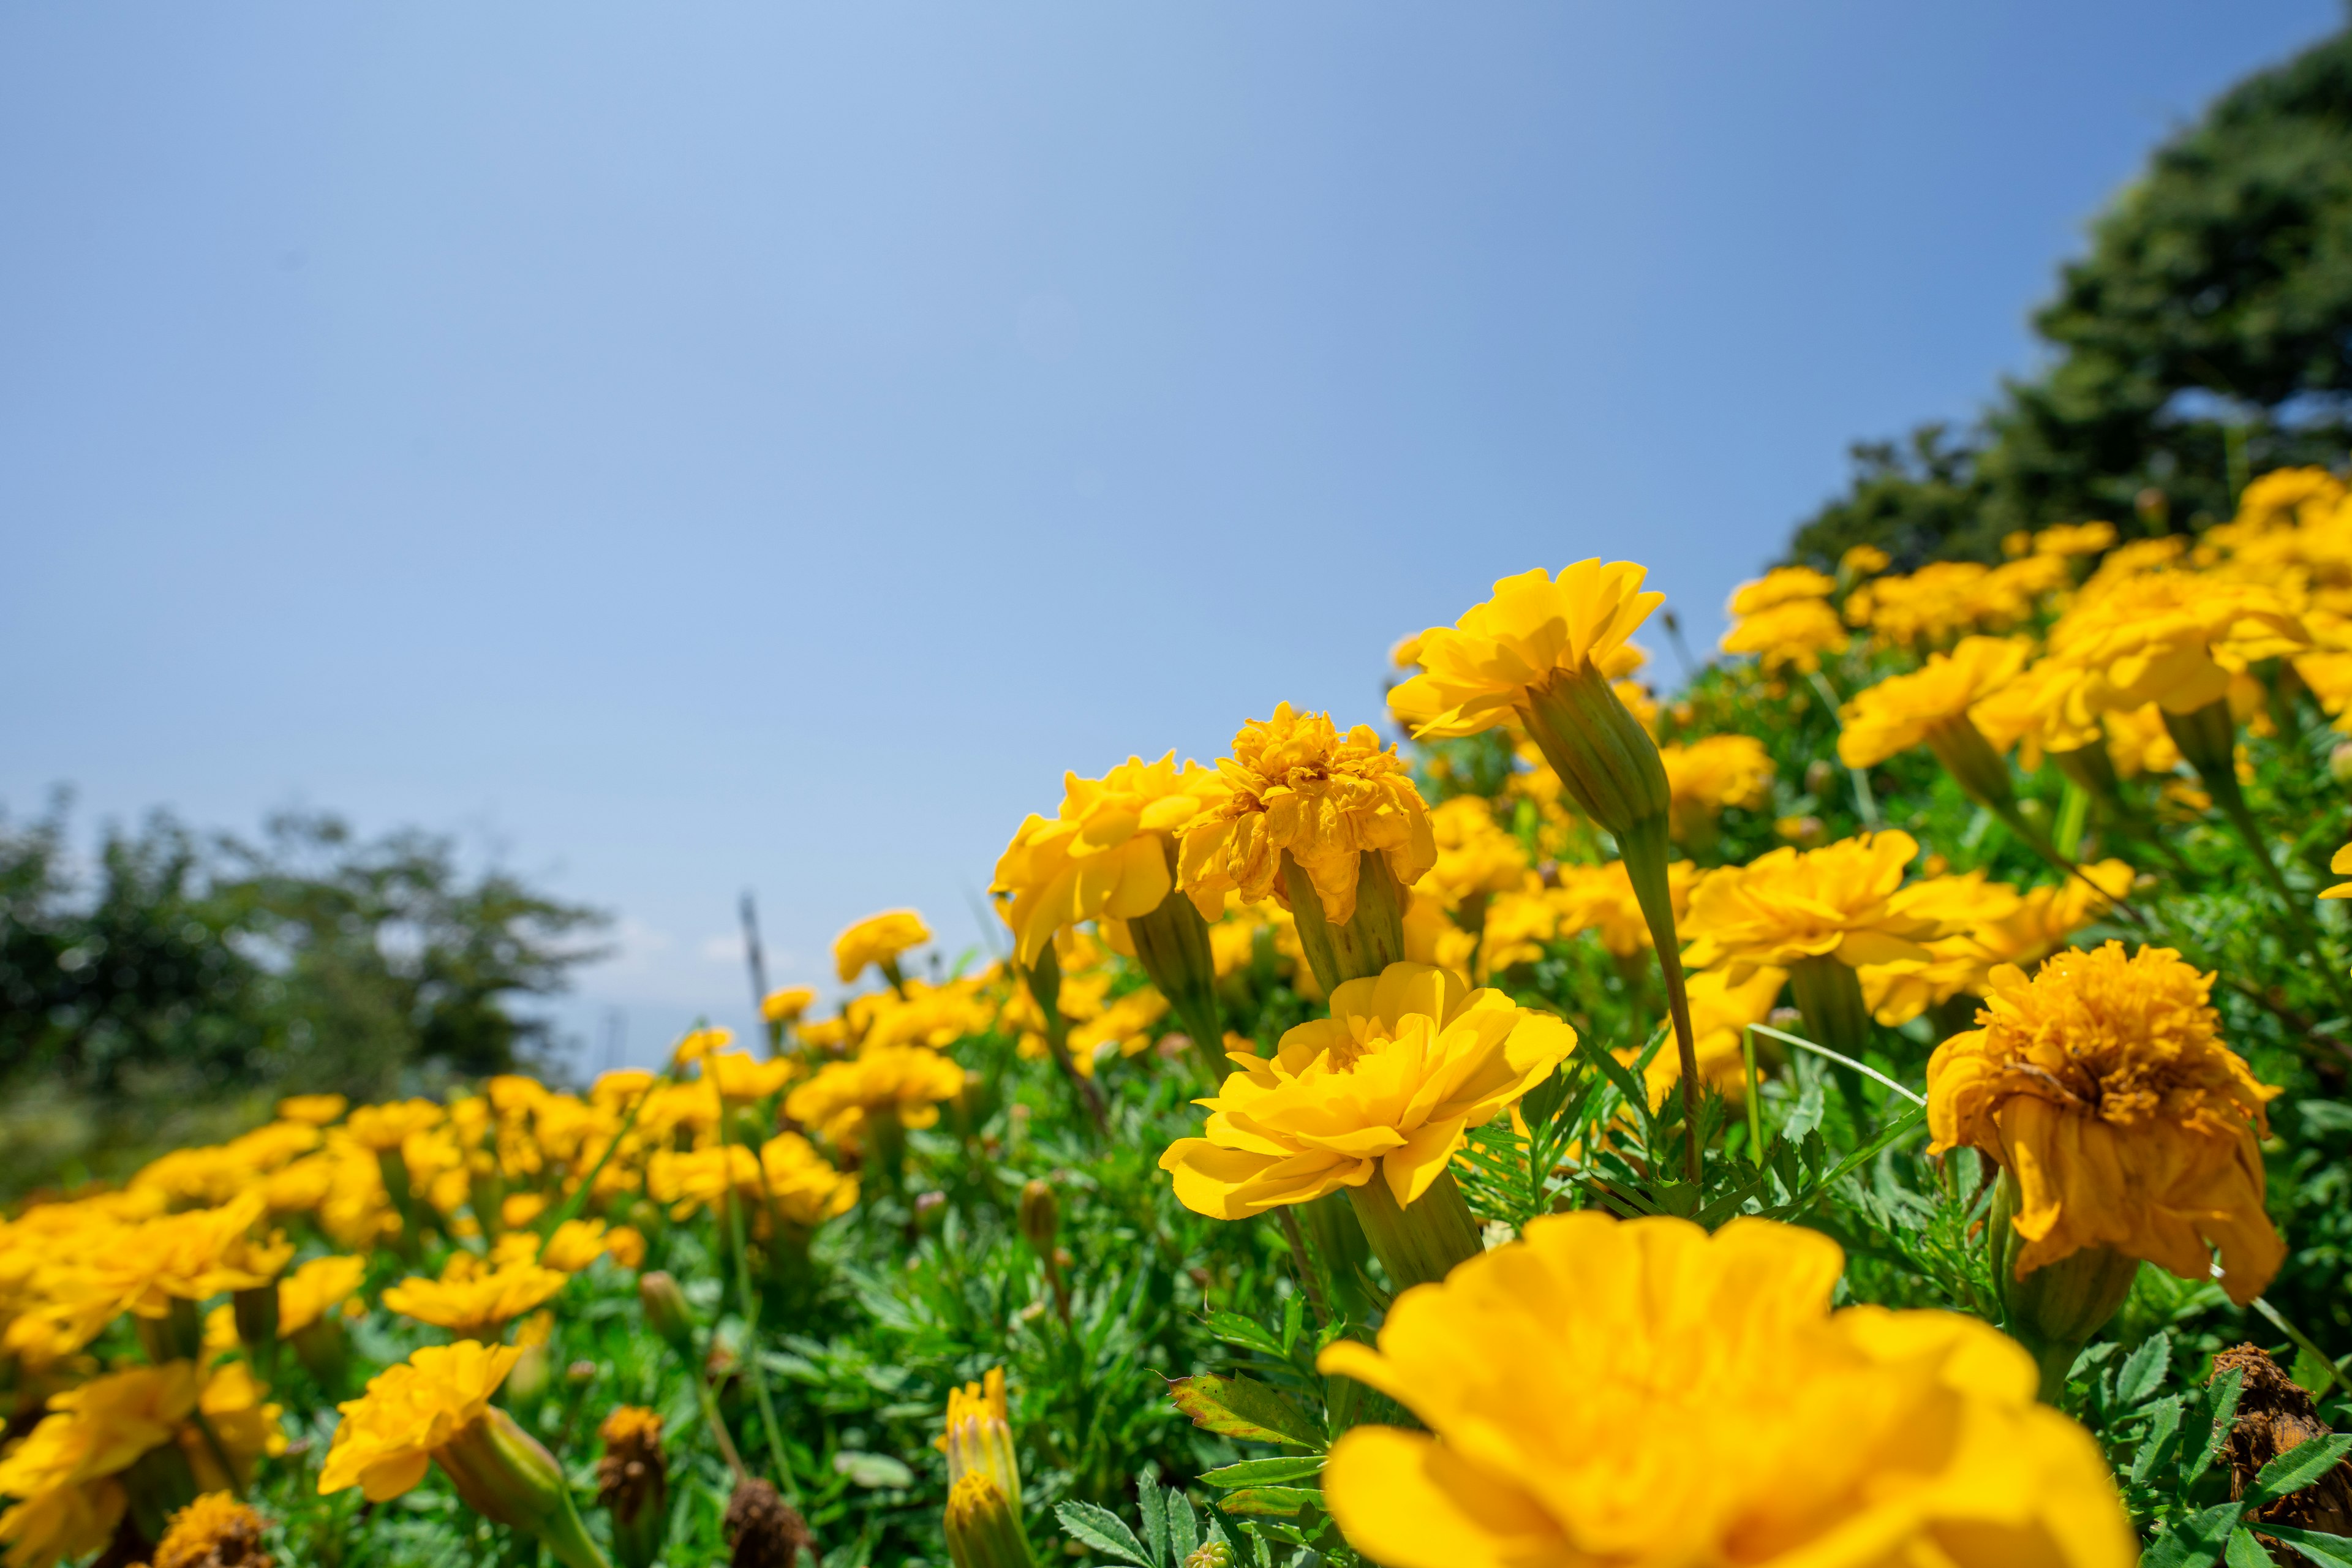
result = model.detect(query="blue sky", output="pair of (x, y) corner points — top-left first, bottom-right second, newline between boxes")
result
(2, 2), (2340, 1069)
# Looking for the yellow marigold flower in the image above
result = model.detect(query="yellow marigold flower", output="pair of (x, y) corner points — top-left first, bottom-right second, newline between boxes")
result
(318, 1341), (520, 1501)
(345, 1099), (446, 1153)
(1389, 630), (1426, 669)
(2233, 464), (2347, 533)
(537, 1219), (643, 1273)
(760, 986), (815, 1024)
(784, 1047), (967, 1147)
(1928, 942), (2283, 1305)
(1314, 1212), (2133, 1568)
(2324, 841), (2352, 901)
(382, 1261), (567, 1341)
(277, 1254), (368, 1337)
(834, 909), (932, 985)
(1420, 796), (1531, 909)
(1719, 595), (1849, 673)
(276, 1093), (348, 1125)
(2035, 521), (2116, 557)
(1553, 860), (1702, 959)
(0, 1362), (197, 1566)
(646, 1137), (859, 1231)
(151, 1492), (270, 1568)
(1177, 704), (1434, 926)
(668, 1027), (733, 1068)
(938, 1367), (1019, 1501)
(1836, 635), (2034, 769)
(1065, 986), (1171, 1076)
(699, 1050), (796, 1102)
(1627, 965), (1785, 1107)
(757, 1133), (862, 1230)
(858, 978), (996, 1053)
(2045, 571), (2309, 720)
(1389, 561), (1660, 741)
(992, 752), (1224, 966)
(1727, 565), (1836, 616)
(1860, 862), (2133, 1027)
(1658, 734), (1774, 840)
(1158, 962), (1574, 1217)
(1846, 560), (2024, 646)
(1840, 542), (1891, 578)
(1679, 831), (1963, 982)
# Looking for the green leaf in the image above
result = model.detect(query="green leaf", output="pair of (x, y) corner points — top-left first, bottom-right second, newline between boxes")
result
(1199, 1457), (1327, 1489)
(1167, 1374), (1325, 1449)
(2261, 1525), (2352, 1567)
(1139, 1476), (1170, 1568)
(2188, 1369), (2248, 1488)
(1168, 1488), (1200, 1565)
(1576, 1036), (1653, 1137)
(1057, 1501), (1154, 1568)
(2228, 1527), (2280, 1568)
(1202, 1311), (1286, 1359)
(2133, 1396), (2186, 1487)
(829, 1452), (913, 1489)
(1216, 1487), (1321, 1518)
(2141, 1502), (2245, 1568)
(2118, 1331), (2173, 1408)
(2252, 1434), (2352, 1506)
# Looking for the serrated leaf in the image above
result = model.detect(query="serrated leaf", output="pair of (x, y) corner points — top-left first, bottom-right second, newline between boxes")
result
(1202, 1311), (1286, 1359)
(2262, 1525), (2352, 1567)
(2119, 1330), (2172, 1408)
(2141, 1502), (2245, 1568)
(1057, 1500), (1154, 1567)
(2228, 1526), (2280, 1568)
(1577, 1036), (1653, 1136)
(1216, 1487), (1319, 1518)
(1139, 1476), (1170, 1568)
(1168, 1374), (1325, 1449)
(1199, 1457), (1327, 1488)
(1169, 1489), (1200, 1564)
(2133, 1395), (2186, 1487)
(2189, 1368), (2248, 1487)
(2253, 1433), (2352, 1506)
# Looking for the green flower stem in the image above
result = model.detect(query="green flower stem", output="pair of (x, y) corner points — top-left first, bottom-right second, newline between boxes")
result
(1018, 942), (1109, 1137)
(1785, 956), (1877, 1126)
(1619, 815), (1703, 1182)
(722, 1186), (799, 1505)
(1346, 1169), (1482, 1292)
(1281, 850), (1406, 992)
(1126, 873), (1228, 1077)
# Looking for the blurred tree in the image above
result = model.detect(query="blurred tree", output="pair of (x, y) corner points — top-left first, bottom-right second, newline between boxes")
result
(1790, 22), (2352, 567)
(0, 797), (608, 1106)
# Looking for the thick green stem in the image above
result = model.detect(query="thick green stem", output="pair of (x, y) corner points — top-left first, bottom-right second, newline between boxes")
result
(1346, 1169), (1482, 1292)
(1619, 815), (1703, 1182)
(1282, 851), (1406, 992)
(723, 1189), (798, 1504)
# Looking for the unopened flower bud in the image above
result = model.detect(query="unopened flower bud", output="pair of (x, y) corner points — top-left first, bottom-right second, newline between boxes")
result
(638, 1271), (696, 1359)
(1017, 1180), (1058, 1255)
(1184, 1544), (1234, 1568)
(1520, 662), (1670, 843)
(943, 1473), (1038, 1568)
(1988, 1168), (2139, 1401)
(434, 1405), (608, 1568)
(723, 1478), (813, 1568)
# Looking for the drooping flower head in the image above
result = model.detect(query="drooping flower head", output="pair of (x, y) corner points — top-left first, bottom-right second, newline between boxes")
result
(1159, 962), (1574, 1218)
(992, 753), (1225, 966)
(1837, 635), (2034, 769)
(1389, 562), (1660, 742)
(1176, 705), (1435, 925)
(1314, 1213), (2132, 1568)
(1679, 831), (1965, 982)
(318, 1341), (521, 1501)
(834, 910), (932, 985)
(1928, 941), (2283, 1305)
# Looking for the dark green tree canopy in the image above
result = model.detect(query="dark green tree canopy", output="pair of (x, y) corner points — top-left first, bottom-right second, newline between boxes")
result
(1793, 21), (2352, 568)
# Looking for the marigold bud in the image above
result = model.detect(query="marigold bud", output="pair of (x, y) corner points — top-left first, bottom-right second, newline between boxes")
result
(638, 1271), (696, 1359)
(1017, 1180), (1058, 1255)
(1989, 1168), (2139, 1402)
(1183, 1544), (1234, 1568)
(723, 1478), (813, 1568)
(943, 1472), (1039, 1568)
(434, 1404), (609, 1568)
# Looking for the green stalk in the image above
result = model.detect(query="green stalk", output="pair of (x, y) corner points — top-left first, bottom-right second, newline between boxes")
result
(1345, 1170), (1482, 1291)
(723, 1188), (799, 1504)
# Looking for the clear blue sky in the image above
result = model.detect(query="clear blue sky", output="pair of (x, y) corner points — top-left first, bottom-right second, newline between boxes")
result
(3, 2), (2340, 1069)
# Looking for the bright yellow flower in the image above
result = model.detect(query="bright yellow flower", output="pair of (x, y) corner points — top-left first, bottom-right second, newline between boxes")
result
(1679, 832), (1965, 981)
(760, 986), (815, 1024)
(2044, 571), (2309, 719)
(856, 978), (996, 1053)
(277, 1254), (368, 1336)
(0, 1363), (195, 1568)
(784, 1047), (967, 1147)
(699, 1050), (796, 1102)
(668, 1027), (733, 1068)
(1420, 796), (1532, 909)
(1841, 543), (1891, 578)
(317, 1341), (520, 1501)
(1929, 942), (2282, 1305)
(1315, 1213), (2132, 1568)
(382, 1261), (567, 1341)
(938, 1367), (1019, 1502)
(1657, 734), (1774, 837)
(2323, 841), (2352, 901)
(834, 910), (932, 984)
(1177, 704), (1435, 924)
(1727, 565), (1837, 616)
(1159, 962), (1575, 1217)
(1721, 596), (1849, 674)
(1844, 560), (2032, 647)
(1860, 862), (2133, 1027)
(535, 1219), (644, 1273)
(149, 1493), (270, 1568)
(345, 1099), (446, 1153)
(646, 1137), (859, 1231)
(2035, 521), (2116, 557)
(1836, 635), (2034, 768)
(277, 1093), (349, 1125)
(1390, 560), (1661, 739)
(992, 753), (1225, 966)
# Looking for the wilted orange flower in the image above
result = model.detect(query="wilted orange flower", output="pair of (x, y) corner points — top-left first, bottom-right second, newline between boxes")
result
(1177, 704), (1435, 925)
(149, 1492), (270, 1568)
(834, 910), (932, 984)
(992, 753), (1225, 965)
(1928, 942), (2282, 1305)
(1388, 560), (1660, 740)
(1316, 1213), (2132, 1568)
(1159, 963), (1574, 1217)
